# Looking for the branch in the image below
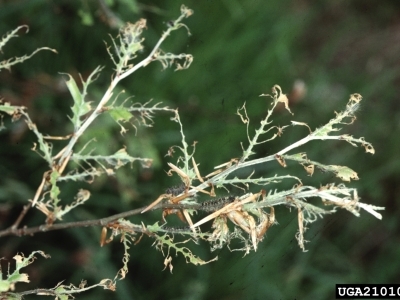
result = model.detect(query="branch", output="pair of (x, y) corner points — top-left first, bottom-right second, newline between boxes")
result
(57, 5), (193, 166)
(0, 202), (201, 238)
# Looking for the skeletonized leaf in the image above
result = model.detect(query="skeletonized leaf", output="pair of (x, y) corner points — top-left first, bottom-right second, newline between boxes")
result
(331, 165), (359, 182)
(109, 107), (132, 134)
(291, 121), (311, 133)
(272, 85), (293, 115)
(0, 25), (57, 71)
(64, 73), (90, 130)
(0, 102), (24, 115)
(302, 164), (314, 176)
(275, 154), (286, 167)
(63, 66), (102, 131)
(109, 107), (132, 123)
(0, 251), (49, 293)
(50, 170), (61, 202)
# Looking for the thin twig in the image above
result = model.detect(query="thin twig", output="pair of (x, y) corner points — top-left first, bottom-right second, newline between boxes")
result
(0, 203), (201, 238)
(57, 12), (185, 167)
(11, 202), (32, 230)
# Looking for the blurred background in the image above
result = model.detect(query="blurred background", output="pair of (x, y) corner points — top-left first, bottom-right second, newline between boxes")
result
(0, 0), (399, 299)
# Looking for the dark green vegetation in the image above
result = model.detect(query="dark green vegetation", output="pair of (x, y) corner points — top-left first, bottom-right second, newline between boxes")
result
(1, 1), (399, 299)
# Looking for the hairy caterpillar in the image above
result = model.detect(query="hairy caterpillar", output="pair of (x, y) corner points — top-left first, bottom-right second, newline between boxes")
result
(199, 196), (236, 212)
(162, 226), (192, 233)
(165, 184), (186, 196)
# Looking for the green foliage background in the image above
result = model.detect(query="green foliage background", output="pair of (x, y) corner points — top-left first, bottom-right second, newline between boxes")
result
(0, 1), (399, 299)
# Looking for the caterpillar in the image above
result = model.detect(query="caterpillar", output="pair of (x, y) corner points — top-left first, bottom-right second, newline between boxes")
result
(199, 196), (236, 212)
(165, 184), (186, 196)
(162, 226), (192, 233)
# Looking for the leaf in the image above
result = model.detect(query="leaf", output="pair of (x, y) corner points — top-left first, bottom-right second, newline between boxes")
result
(0, 102), (26, 130)
(55, 189), (91, 220)
(63, 66), (103, 131)
(0, 26), (57, 72)
(49, 170), (61, 203)
(1, 101), (52, 163)
(289, 152), (307, 160)
(28, 123), (53, 165)
(109, 107), (132, 134)
(302, 164), (314, 176)
(0, 102), (23, 115)
(275, 154), (286, 167)
(0, 280), (11, 293)
(109, 107), (132, 122)
(291, 121), (311, 133)
(110, 148), (134, 166)
(360, 137), (375, 154)
(330, 165), (359, 182)
(163, 256), (174, 273)
(0, 251), (49, 292)
(273, 85), (293, 115)
(64, 73), (87, 127)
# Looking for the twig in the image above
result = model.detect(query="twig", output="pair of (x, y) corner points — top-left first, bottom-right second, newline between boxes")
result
(10, 202), (32, 230)
(0, 203), (201, 238)
(57, 9), (189, 167)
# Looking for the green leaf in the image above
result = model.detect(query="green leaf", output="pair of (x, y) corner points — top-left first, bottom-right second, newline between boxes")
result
(28, 123), (53, 165)
(63, 66), (103, 131)
(330, 165), (359, 182)
(0, 251), (49, 293)
(109, 107), (132, 134)
(0, 280), (11, 293)
(50, 170), (61, 203)
(64, 74), (89, 130)
(0, 102), (22, 115)
(109, 107), (132, 122)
